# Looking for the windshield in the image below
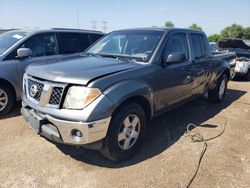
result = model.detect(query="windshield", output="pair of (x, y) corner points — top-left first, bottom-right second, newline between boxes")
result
(85, 30), (163, 62)
(0, 31), (28, 55)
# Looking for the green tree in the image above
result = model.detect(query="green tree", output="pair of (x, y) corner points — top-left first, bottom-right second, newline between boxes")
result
(220, 24), (245, 39)
(208, 34), (221, 42)
(244, 27), (250, 40)
(189, 23), (202, 31)
(165, 21), (175, 28)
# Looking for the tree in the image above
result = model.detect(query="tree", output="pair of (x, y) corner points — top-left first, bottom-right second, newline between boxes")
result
(189, 23), (202, 31)
(220, 24), (245, 39)
(244, 27), (250, 40)
(208, 34), (221, 42)
(165, 21), (175, 28)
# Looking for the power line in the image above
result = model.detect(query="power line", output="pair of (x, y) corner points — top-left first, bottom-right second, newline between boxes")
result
(102, 21), (108, 33)
(91, 20), (97, 30)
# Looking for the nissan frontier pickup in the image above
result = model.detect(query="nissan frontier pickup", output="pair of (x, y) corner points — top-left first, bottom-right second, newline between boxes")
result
(21, 28), (230, 161)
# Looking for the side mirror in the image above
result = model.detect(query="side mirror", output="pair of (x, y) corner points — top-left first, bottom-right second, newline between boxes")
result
(16, 48), (32, 58)
(162, 52), (186, 65)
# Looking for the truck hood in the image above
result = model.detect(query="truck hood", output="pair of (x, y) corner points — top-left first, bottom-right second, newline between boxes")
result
(26, 56), (138, 85)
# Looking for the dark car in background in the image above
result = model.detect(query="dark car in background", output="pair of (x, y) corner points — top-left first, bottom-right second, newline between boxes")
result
(218, 39), (250, 80)
(209, 42), (237, 79)
(0, 28), (104, 115)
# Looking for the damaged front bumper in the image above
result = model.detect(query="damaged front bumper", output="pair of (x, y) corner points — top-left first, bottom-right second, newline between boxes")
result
(21, 102), (111, 146)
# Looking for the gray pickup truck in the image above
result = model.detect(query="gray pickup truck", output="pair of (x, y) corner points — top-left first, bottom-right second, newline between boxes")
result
(0, 29), (103, 115)
(22, 28), (230, 161)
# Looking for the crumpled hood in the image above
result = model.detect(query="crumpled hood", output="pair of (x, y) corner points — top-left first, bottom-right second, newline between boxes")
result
(26, 56), (137, 85)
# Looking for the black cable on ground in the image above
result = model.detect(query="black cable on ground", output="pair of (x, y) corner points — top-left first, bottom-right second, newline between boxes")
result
(184, 118), (228, 188)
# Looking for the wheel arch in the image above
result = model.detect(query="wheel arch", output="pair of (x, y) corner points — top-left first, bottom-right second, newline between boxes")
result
(103, 80), (154, 123)
(0, 78), (17, 101)
(112, 95), (152, 123)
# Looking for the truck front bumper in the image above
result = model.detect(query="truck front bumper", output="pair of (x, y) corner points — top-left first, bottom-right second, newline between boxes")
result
(21, 104), (111, 146)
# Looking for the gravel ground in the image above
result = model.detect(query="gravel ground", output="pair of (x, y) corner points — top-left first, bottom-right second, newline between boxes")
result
(0, 80), (249, 188)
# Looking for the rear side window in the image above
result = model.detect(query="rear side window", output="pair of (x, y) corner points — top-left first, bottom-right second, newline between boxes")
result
(163, 33), (189, 60)
(191, 34), (207, 59)
(89, 34), (103, 44)
(57, 33), (91, 54)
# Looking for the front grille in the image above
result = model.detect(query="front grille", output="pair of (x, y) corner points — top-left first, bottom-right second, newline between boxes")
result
(49, 87), (64, 105)
(26, 76), (66, 108)
(27, 79), (44, 101)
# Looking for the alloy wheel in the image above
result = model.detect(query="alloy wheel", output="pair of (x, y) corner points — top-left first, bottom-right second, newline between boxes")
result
(219, 79), (226, 99)
(118, 114), (141, 150)
(0, 89), (8, 111)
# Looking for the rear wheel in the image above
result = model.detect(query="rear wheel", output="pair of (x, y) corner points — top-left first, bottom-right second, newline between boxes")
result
(208, 74), (228, 103)
(101, 102), (147, 161)
(0, 84), (15, 116)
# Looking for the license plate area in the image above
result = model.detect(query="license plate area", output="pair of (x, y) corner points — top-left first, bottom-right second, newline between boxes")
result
(28, 110), (45, 133)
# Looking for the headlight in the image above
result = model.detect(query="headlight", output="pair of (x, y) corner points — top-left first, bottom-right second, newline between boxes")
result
(63, 86), (101, 109)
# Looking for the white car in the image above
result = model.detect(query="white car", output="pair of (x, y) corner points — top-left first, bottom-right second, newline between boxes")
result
(234, 57), (250, 80)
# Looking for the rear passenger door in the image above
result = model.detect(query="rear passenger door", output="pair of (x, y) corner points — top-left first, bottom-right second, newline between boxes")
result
(56, 32), (91, 55)
(190, 33), (211, 95)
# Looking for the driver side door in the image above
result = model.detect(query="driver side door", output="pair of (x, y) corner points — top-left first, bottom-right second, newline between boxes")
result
(154, 33), (194, 111)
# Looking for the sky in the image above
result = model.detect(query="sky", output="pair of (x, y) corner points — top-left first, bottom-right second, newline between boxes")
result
(1, 0), (250, 35)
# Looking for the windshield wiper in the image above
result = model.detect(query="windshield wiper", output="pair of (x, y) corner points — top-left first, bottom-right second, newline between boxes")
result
(97, 54), (133, 63)
(82, 53), (102, 57)
(84, 53), (133, 63)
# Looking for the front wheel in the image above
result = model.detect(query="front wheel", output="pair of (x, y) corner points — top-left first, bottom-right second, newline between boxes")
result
(208, 74), (228, 103)
(0, 84), (15, 116)
(101, 102), (147, 161)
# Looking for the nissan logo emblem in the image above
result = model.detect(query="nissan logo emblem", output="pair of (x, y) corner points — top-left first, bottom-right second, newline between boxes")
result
(30, 84), (38, 98)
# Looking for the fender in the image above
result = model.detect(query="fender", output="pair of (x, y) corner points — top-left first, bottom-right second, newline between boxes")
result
(103, 79), (154, 119)
(208, 59), (230, 90)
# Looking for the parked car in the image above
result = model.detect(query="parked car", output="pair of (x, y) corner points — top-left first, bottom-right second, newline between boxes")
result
(209, 42), (237, 79)
(21, 28), (230, 161)
(0, 28), (104, 115)
(218, 38), (250, 80)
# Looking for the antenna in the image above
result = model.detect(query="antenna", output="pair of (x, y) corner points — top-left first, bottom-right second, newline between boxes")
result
(102, 21), (108, 33)
(91, 20), (97, 30)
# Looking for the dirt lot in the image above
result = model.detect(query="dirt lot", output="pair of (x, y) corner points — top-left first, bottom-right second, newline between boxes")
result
(0, 80), (249, 188)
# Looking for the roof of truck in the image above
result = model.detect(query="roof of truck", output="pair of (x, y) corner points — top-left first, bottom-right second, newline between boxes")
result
(114, 27), (205, 34)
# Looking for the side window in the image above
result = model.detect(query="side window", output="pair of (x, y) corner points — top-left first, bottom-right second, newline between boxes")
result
(163, 33), (189, 60)
(89, 34), (103, 44)
(57, 33), (91, 54)
(198, 35), (207, 56)
(21, 33), (58, 57)
(191, 34), (206, 59)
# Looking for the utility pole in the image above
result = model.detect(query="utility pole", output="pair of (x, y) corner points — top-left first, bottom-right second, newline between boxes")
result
(76, 11), (79, 29)
(102, 21), (108, 33)
(91, 20), (97, 30)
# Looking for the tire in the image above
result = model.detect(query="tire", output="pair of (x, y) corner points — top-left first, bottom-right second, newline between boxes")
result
(0, 84), (15, 116)
(245, 70), (250, 81)
(101, 102), (147, 161)
(208, 74), (228, 104)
